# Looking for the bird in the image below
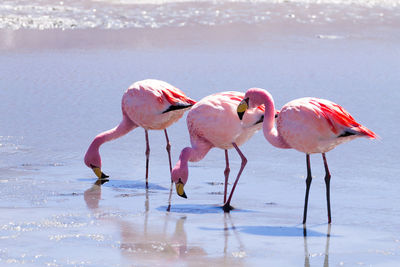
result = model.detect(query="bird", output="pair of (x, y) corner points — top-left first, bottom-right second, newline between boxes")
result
(170, 91), (265, 212)
(237, 87), (377, 224)
(84, 79), (196, 188)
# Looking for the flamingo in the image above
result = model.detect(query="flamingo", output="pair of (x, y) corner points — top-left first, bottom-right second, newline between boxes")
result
(170, 91), (265, 212)
(237, 88), (377, 223)
(84, 79), (196, 188)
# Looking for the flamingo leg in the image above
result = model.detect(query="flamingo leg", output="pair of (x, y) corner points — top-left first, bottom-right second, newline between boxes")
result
(322, 153), (332, 224)
(224, 149), (230, 203)
(145, 129), (150, 189)
(223, 143), (247, 212)
(164, 129), (173, 172)
(303, 154), (312, 224)
(165, 129), (173, 212)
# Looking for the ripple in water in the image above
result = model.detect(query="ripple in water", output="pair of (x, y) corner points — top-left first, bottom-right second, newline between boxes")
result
(0, 136), (25, 154)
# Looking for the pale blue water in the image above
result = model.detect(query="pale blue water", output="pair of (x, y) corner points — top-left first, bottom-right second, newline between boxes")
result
(0, 4), (400, 266)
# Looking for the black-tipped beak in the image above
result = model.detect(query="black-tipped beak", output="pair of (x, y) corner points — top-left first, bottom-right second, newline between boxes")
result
(238, 111), (245, 120)
(180, 191), (188, 199)
(237, 98), (249, 120)
(175, 181), (187, 199)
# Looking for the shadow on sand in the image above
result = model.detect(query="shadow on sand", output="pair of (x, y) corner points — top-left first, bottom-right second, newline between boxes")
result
(79, 178), (168, 190)
(157, 204), (254, 214)
(201, 225), (326, 237)
(238, 225), (326, 237)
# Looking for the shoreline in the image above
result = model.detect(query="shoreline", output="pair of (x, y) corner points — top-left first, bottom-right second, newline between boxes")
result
(1, 19), (399, 51)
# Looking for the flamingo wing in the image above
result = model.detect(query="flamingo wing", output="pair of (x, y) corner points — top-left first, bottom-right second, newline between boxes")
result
(308, 98), (377, 139)
(161, 87), (196, 113)
(163, 87), (196, 106)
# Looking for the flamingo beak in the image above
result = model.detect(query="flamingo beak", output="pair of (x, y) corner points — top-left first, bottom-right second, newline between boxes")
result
(237, 98), (249, 120)
(91, 166), (109, 180)
(175, 181), (187, 199)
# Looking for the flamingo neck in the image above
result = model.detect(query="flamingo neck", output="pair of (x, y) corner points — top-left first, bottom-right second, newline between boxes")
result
(92, 127), (121, 148)
(84, 115), (137, 167)
(178, 147), (191, 168)
(172, 141), (212, 184)
(178, 143), (209, 165)
(89, 121), (127, 151)
(251, 89), (291, 149)
(171, 147), (191, 184)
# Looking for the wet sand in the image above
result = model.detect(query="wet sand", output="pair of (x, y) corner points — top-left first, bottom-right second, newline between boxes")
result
(1, 9), (400, 266)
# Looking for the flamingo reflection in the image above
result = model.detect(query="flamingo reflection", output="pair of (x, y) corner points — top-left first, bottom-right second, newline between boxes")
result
(303, 225), (331, 267)
(84, 180), (246, 265)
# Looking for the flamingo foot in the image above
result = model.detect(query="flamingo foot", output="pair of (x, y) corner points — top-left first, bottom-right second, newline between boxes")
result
(222, 203), (234, 212)
(166, 204), (171, 212)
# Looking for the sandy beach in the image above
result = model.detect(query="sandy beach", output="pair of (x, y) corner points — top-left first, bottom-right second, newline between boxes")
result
(1, 0), (400, 266)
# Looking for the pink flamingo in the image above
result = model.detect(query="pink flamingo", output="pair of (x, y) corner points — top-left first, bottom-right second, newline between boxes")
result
(170, 91), (265, 212)
(237, 88), (377, 223)
(84, 79), (196, 188)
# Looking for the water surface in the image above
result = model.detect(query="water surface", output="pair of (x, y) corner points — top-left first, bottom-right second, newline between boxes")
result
(0, 2), (400, 266)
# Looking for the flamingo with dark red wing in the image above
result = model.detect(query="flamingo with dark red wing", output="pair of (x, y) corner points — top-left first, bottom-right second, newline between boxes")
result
(237, 88), (377, 224)
(84, 79), (196, 188)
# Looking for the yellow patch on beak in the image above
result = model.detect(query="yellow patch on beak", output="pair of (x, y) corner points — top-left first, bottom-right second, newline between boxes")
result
(92, 167), (109, 180)
(92, 167), (103, 179)
(237, 99), (249, 120)
(175, 182), (187, 199)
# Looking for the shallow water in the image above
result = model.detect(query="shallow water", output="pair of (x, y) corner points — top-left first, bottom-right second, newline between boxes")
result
(1, 3), (400, 265)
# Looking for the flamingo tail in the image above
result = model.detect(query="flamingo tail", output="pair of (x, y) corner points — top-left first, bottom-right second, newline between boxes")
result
(354, 125), (378, 139)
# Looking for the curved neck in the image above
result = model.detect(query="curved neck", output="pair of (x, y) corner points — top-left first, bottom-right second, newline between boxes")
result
(171, 140), (212, 184)
(180, 140), (212, 163)
(85, 115), (137, 166)
(91, 116), (136, 150)
(172, 142), (212, 184)
(177, 147), (192, 169)
(253, 89), (291, 149)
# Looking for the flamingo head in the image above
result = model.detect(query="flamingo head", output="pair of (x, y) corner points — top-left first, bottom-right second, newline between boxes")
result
(84, 147), (109, 180)
(238, 88), (274, 120)
(171, 160), (188, 199)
